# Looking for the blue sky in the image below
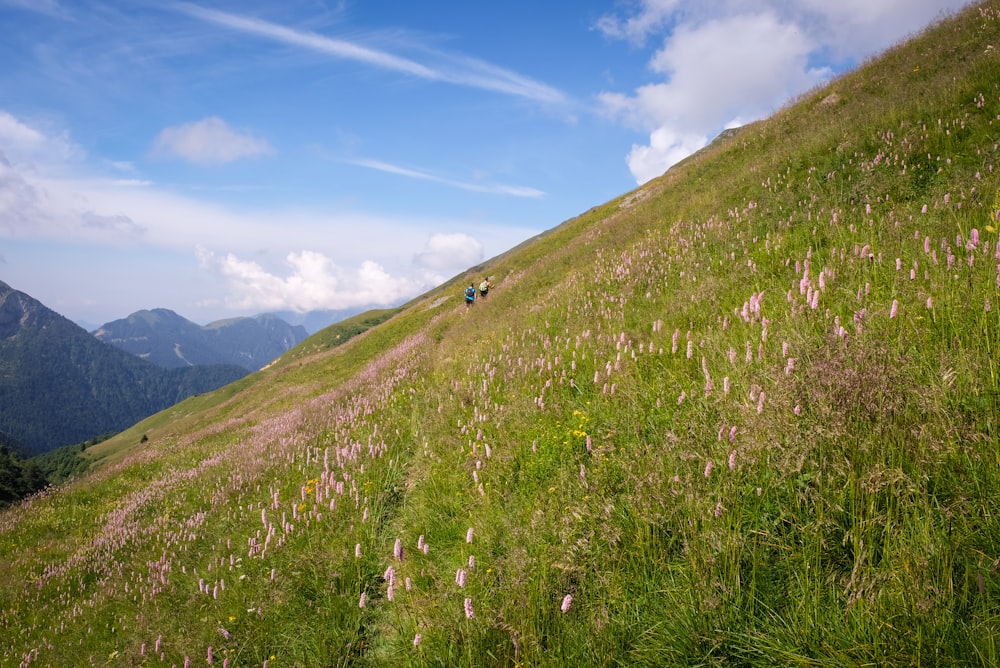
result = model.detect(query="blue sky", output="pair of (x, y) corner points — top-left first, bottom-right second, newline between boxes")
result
(0, 0), (973, 327)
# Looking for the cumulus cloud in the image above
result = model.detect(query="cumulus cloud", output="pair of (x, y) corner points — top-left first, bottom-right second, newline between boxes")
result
(196, 233), (489, 314)
(413, 232), (484, 273)
(0, 111), (81, 164)
(596, 0), (971, 184)
(623, 128), (708, 185)
(196, 246), (418, 312)
(153, 117), (273, 165)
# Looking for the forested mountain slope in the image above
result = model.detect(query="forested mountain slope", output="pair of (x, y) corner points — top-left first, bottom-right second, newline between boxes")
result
(0, 281), (248, 454)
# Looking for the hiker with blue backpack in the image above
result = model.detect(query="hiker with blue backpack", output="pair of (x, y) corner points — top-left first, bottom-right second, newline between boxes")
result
(465, 283), (476, 307)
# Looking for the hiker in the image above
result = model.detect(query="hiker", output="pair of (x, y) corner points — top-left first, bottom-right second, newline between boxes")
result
(465, 283), (476, 307)
(478, 277), (492, 300)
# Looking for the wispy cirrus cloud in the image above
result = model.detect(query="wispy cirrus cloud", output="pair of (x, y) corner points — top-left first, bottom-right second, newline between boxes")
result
(0, 0), (67, 18)
(172, 2), (568, 105)
(346, 157), (545, 198)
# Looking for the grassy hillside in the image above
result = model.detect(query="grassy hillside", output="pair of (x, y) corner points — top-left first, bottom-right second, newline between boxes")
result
(3, 3), (1000, 665)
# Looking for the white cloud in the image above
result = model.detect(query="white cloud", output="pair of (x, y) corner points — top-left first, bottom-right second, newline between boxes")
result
(624, 128), (708, 185)
(153, 117), (273, 165)
(0, 111), (81, 165)
(196, 246), (417, 312)
(174, 3), (567, 105)
(594, 0), (682, 43)
(347, 158), (545, 198)
(0, 109), (540, 320)
(0, 111), (46, 147)
(413, 232), (484, 273)
(596, 0), (972, 184)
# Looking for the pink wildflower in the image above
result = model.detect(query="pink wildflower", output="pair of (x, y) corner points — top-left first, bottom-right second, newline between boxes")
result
(466, 527), (474, 544)
(464, 598), (475, 619)
(561, 594), (573, 613)
(414, 634), (422, 647)
(704, 460), (713, 478)
(890, 300), (899, 319)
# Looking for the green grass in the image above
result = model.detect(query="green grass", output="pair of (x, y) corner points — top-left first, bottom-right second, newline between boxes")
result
(4, 2), (1000, 666)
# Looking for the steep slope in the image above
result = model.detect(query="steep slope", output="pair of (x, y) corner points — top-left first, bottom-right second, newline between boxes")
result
(2, 3), (1000, 666)
(0, 282), (250, 454)
(94, 309), (308, 371)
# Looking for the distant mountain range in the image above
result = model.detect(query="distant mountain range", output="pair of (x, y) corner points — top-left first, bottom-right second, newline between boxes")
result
(271, 308), (369, 335)
(93, 308), (308, 371)
(0, 280), (249, 455)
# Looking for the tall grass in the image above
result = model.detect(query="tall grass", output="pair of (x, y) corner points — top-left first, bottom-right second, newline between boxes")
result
(3, 2), (1000, 666)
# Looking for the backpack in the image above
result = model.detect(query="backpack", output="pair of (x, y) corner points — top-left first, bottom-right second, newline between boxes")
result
(465, 286), (476, 300)
(479, 281), (489, 293)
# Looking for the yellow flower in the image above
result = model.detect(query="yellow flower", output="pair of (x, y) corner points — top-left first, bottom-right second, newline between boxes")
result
(229, 615), (236, 622)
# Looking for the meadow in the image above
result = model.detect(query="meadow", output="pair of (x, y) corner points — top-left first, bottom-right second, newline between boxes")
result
(3, 3), (1000, 666)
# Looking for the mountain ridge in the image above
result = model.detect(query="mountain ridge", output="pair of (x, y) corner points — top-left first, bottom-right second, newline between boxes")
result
(94, 308), (308, 371)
